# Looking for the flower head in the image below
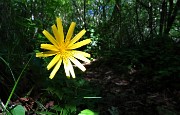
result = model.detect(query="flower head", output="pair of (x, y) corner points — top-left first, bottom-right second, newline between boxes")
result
(36, 17), (91, 79)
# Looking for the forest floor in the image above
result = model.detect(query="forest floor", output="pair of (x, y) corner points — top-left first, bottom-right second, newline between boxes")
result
(84, 58), (180, 115)
(1, 45), (179, 115)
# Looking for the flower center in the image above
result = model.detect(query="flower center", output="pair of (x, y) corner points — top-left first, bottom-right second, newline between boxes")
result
(57, 46), (72, 59)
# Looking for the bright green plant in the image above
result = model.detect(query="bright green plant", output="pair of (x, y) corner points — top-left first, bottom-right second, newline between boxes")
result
(7, 105), (25, 115)
(78, 109), (98, 115)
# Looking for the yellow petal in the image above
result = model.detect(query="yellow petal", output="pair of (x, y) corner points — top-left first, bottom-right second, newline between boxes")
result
(67, 59), (76, 78)
(36, 51), (57, 57)
(36, 52), (44, 57)
(65, 22), (76, 45)
(56, 17), (64, 44)
(67, 39), (91, 49)
(72, 51), (91, 57)
(49, 59), (62, 79)
(41, 44), (59, 51)
(69, 57), (86, 71)
(73, 54), (91, 63)
(63, 58), (70, 77)
(42, 30), (59, 48)
(68, 29), (86, 47)
(51, 25), (61, 45)
(47, 54), (61, 70)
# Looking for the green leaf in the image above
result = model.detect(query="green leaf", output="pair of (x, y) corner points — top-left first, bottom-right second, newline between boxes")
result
(78, 109), (98, 115)
(7, 105), (25, 115)
(50, 105), (63, 112)
(35, 111), (56, 115)
(60, 104), (76, 115)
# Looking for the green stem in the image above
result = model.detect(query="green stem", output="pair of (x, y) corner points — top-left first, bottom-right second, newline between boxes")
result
(0, 56), (16, 82)
(0, 98), (9, 113)
(5, 55), (33, 108)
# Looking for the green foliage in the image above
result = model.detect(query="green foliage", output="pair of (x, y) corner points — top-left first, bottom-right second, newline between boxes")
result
(35, 111), (56, 115)
(35, 104), (76, 115)
(7, 105), (25, 115)
(34, 82), (100, 114)
(100, 40), (180, 90)
(40, 75), (101, 111)
(85, 28), (100, 58)
(78, 109), (98, 115)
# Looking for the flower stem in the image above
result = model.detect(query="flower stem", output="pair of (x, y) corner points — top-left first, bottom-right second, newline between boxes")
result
(5, 55), (33, 108)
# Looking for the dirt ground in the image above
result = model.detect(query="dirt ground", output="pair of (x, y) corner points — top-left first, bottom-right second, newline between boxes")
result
(84, 58), (180, 115)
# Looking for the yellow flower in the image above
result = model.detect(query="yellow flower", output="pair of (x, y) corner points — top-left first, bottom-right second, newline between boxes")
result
(36, 17), (91, 79)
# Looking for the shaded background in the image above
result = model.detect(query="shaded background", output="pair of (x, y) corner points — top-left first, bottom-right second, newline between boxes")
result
(0, 0), (180, 114)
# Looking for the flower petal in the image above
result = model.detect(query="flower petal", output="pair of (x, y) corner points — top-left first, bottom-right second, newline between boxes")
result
(51, 25), (61, 46)
(41, 44), (59, 51)
(68, 29), (86, 47)
(69, 56), (86, 71)
(65, 22), (76, 45)
(56, 17), (64, 45)
(49, 59), (62, 79)
(36, 53), (44, 57)
(36, 51), (57, 57)
(67, 39), (91, 49)
(72, 51), (91, 57)
(47, 54), (61, 70)
(63, 58), (70, 77)
(73, 54), (91, 63)
(42, 30), (59, 48)
(67, 59), (76, 78)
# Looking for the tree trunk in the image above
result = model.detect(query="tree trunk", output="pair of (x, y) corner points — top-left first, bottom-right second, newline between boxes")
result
(135, 0), (144, 41)
(164, 0), (180, 35)
(149, 0), (153, 39)
(159, 0), (166, 36)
